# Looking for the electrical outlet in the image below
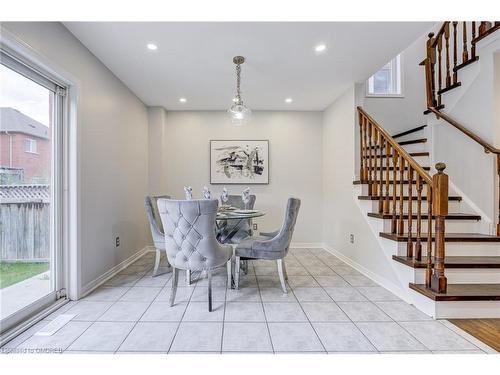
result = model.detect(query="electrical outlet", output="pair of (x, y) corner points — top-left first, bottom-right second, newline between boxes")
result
(115, 236), (120, 247)
(349, 234), (355, 244)
(253, 223), (258, 231)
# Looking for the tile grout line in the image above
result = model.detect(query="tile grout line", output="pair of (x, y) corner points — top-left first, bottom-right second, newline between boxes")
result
(288, 250), (338, 353)
(308, 248), (459, 354)
(58, 284), (135, 353)
(295, 249), (381, 353)
(220, 266), (229, 354)
(113, 280), (166, 354)
(166, 270), (195, 354)
(253, 261), (276, 354)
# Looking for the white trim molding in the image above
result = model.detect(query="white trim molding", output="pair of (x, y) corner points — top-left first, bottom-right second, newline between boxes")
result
(290, 242), (325, 249)
(78, 246), (153, 299)
(321, 243), (410, 303)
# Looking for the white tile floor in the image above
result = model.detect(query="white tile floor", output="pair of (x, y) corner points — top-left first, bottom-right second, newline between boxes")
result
(1, 248), (492, 354)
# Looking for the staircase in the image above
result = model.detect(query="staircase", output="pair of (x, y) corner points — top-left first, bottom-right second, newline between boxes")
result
(355, 117), (500, 317)
(353, 21), (500, 318)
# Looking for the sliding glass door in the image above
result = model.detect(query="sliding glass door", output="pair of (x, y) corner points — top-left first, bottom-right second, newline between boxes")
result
(0, 50), (65, 334)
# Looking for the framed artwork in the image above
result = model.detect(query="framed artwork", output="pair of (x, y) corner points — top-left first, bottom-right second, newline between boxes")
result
(210, 140), (269, 184)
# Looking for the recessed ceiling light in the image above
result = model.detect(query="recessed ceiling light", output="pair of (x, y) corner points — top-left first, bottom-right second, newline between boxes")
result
(285, 98), (293, 103)
(315, 44), (326, 53)
(179, 98), (187, 103)
(147, 43), (158, 51)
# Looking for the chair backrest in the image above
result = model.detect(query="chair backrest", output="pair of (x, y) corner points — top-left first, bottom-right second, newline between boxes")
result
(226, 194), (256, 209)
(157, 198), (229, 270)
(274, 197), (301, 254)
(145, 195), (170, 247)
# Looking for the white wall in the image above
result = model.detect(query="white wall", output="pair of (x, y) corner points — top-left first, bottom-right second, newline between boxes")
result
(156, 111), (324, 243)
(322, 86), (402, 286)
(359, 28), (433, 134)
(431, 36), (500, 226)
(2, 22), (150, 294)
(148, 106), (169, 195)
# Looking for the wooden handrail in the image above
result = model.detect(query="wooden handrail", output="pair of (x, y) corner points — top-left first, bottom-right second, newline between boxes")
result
(423, 22), (500, 239)
(431, 22), (450, 48)
(427, 107), (500, 155)
(357, 107), (433, 185)
(357, 107), (448, 293)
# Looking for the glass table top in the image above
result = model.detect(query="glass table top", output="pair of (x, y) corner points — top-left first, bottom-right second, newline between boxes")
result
(216, 209), (265, 220)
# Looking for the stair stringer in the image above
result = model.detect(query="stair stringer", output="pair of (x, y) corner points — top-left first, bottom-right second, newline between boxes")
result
(352, 184), (425, 306)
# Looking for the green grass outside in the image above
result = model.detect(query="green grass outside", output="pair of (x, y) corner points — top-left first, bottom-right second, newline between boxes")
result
(0, 261), (50, 289)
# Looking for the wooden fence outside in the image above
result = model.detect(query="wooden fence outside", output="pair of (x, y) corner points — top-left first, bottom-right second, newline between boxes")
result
(0, 185), (50, 262)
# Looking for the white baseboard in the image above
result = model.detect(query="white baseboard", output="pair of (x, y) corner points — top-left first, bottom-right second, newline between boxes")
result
(79, 246), (153, 299)
(290, 242), (324, 249)
(321, 243), (409, 302)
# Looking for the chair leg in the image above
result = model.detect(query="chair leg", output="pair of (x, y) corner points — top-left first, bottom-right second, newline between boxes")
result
(277, 259), (288, 294)
(170, 267), (179, 307)
(208, 270), (213, 312)
(282, 259), (288, 281)
(234, 256), (240, 290)
(226, 259), (232, 289)
(152, 248), (161, 277)
(242, 260), (249, 275)
(186, 270), (191, 285)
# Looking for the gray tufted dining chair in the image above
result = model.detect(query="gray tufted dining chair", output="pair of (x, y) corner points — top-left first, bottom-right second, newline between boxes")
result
(157, 198), (233, 312)
(234, 197), (301, 293)
(145, 195), (172, 277)
(218, 194), (256, 244)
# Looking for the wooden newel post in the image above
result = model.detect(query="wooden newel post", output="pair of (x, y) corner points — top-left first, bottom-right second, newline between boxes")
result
(431, 163), (448, 293)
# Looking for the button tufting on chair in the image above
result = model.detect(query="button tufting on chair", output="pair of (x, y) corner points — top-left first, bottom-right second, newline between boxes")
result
(157, 198), (233, 312)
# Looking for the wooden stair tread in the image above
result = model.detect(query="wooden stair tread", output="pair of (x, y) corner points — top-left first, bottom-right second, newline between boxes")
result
(454, 56), (479, 72)
(393, 255), (500, 269)
(376, 152), (429, 158)
(380, 232), (500, 242)
(368, 212), (481, 221)
(358, 195), (462, 201)
(392, 125), (427, 139)
(409, 283), (500, 301)
(437, 81), (462, 95)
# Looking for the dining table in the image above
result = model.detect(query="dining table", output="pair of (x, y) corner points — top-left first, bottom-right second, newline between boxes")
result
(215, 207), (266, 288)
(215, 208), (265, 243)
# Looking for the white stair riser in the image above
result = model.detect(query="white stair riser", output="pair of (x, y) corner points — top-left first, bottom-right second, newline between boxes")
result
(398, 142), (427, 154)
(378, 218), (482, 234)
(394, 261), (500, 285)
(393, 241), (500, 257)
(392, 131), (427, 143)
(362, 183), (442, 196)
(369, 200), (462, 213)
(409, 289), (500, 318)
(373, 170), (431, 181)
(369, 155), (429, 168)
(413, 268), (500, 284)
(435, 301), (500, 319)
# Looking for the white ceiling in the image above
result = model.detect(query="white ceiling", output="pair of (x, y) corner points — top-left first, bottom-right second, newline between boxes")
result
(64, 22), (433, 111)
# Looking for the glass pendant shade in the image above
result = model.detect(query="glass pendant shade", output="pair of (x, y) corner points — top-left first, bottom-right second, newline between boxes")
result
(227, 101), (252, 126)
(228, 56), (251, 125)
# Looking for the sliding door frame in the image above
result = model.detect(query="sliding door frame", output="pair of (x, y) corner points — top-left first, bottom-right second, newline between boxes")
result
(0, 27), (80, 341)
